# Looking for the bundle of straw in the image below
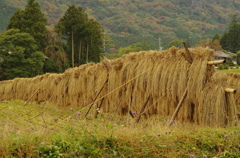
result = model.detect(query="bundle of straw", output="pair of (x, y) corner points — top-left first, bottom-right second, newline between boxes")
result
(0, 47), (238, 126)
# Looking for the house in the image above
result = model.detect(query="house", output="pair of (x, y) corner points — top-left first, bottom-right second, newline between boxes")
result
(214, 51), (238, 65)
(215, 51), (229, 60)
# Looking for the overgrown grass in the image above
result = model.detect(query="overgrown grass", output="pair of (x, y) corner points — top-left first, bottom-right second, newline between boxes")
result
(0, 100), (239, 157)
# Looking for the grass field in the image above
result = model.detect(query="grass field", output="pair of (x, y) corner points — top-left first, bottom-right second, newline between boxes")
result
(0, 100), (239, 157)
(217, 68), (240, 73)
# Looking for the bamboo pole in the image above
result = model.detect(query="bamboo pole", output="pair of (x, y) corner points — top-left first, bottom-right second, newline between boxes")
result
(235, 95), (240, 102)
(11, 88), (16, 101)
(207, 60), (226, 65)
(41, 91), (56, 108)
(171, 45), (192, 125)
(23, 89), (40, 106)
(135, 94), (151, 123)
(85, 77), (108, 118)
(56, 87), (68, 106)
(224, 88), (236, 94)
(127, 97), (133, 124)
(111, 93), (124, 121)
(94, 98), (105, 118)
(168, 88), (188, 127)
(113, 93), (123, 114)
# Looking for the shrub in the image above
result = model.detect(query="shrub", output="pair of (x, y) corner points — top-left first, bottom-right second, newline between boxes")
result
(224, 65), (229, 69)
(218, 64), (223, 70)
(237, 51), (240, 65)
(226, 57), (233, 65)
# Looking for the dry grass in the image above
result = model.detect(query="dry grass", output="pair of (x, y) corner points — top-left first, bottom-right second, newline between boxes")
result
(0, 47), (239, 127)
(0, 100), (239, 157)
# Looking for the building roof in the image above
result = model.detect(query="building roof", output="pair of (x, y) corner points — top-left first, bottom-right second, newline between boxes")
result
(215, 51), (229, 58)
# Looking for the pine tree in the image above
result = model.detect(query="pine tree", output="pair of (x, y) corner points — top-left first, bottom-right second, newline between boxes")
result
(212, 34), (220, 41)
(55, 5), (104, 67)
(220, 15), (240, 53)
(7, 0), (49, 51)
(227, 15), (240, 52)
(220, 32), (229, 51)
(55, 5), (88, 67)
(84, 19), (103, 63)
(7, 9), (24, 31)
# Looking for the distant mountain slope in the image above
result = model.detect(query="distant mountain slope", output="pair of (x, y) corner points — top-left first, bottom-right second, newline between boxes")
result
(0, 1), (16, 31)
(1, 0), (240, 49)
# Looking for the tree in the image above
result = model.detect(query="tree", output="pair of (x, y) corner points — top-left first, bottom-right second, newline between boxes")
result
(226, 15), (240, 53)
(237, 51), (240, 65)
(7, 9), (24, 31)
(168, 39), (184, 48)
(55, 5), (88, 67)
(220, 15), (240, 53)
(7, 0), (49, 51)
(220, 32), (229, 51)
(213, 34), (220, 41)
(118, 41), (151, 54)
(55, 5), (104, 66)
(44, 26), (70, 73)
(84, 19), (104, 63)
(195, 39), (222, 50)
(103, 34), (115, 53)
(0, 29), (45, 80)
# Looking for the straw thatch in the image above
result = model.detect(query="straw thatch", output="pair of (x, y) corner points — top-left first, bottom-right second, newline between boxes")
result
(0, 47), (239, 127)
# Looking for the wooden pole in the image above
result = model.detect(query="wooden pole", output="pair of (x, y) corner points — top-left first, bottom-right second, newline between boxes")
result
(111, 93), (124, 121)
(167, 42), (191, 126)
(127, 96), (133, 124)
(43, 91), (55, 107)
(135, 94), (151, 123)
(183, 42), (193, 64)
(94, 98), (105, 118)
(129, 111), (135, 119)
(56, 87), (68, 106)
(113, 93), (123, 114)
(168, 88), (188, 126)
(23, 89), (40, 106)
(85, 77), (108, 118)
(181, 53), (192, 64)
(235, 94), (240, 102)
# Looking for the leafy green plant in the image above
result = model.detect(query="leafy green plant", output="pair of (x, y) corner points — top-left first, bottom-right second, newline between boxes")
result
(224, 64), (229, 69)
(1, 101), (240, 157)
(218, 64), (223, 70)
(36, 142), (62, 158)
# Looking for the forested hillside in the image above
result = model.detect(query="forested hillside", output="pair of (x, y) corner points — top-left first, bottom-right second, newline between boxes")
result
(1, 0), (240, 49)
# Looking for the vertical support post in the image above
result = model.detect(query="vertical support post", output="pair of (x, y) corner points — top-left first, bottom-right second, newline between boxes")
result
(85, 77), (108, 118)
(94, 98), (105, 118)
(135, 94), (151, 123)
(23, 89), (40, 106)
(168, 88), (188, 126)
